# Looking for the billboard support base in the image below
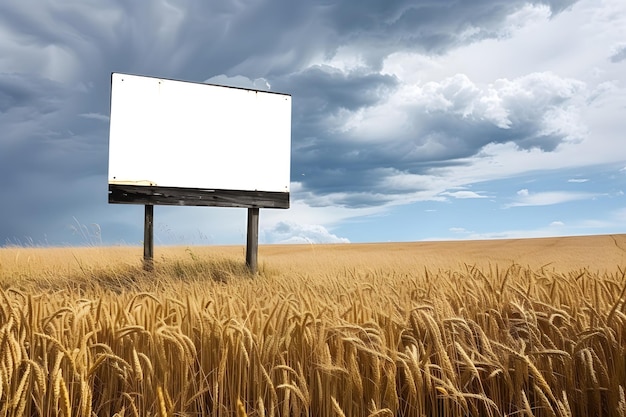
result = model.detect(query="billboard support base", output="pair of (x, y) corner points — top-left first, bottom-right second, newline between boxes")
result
(246, 208), (260, 274)
(143, 205), (154, 271)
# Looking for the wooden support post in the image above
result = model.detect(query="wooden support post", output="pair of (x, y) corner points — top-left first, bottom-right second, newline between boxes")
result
(246, 207), (259, 274)
(143, 204), (154, 271)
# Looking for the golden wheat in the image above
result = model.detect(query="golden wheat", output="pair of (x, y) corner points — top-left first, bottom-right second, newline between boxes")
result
(58, 372), (71, 417)
(0, 238), (624, 415)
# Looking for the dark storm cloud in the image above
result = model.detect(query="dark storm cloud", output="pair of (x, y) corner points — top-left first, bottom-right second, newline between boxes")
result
(274, 65), (399, 158)
(0, 72), (110, 243)
(0, 0), (576, 79)
(317, 0), (578, 67)
(283, 72), (587, 206)
(280, 65), (399, 112)
(0, 0), (581, 244)
(0, 74), (61, 112)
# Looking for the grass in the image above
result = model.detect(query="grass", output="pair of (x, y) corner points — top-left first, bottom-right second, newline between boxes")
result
(0, 234), (625, 416)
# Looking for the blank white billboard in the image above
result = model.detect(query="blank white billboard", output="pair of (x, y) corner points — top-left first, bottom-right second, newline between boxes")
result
(108, 73), (291, 194)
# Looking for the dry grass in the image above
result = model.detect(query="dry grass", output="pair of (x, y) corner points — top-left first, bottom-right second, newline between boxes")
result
(0, 234), (625, 416)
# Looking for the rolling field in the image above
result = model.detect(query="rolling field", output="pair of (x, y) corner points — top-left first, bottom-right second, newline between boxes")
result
(0, 234), (625, 416)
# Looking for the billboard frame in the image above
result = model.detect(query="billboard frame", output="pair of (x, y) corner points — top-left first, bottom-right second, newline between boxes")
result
(107, 72), (292, 272)
(109, 184), (289, 209)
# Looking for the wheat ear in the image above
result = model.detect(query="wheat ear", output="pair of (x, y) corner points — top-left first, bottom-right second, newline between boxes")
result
(59, 373), (71, 417)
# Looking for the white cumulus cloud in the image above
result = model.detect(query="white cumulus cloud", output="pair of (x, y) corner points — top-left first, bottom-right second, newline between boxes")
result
(263, 221), (350, 244)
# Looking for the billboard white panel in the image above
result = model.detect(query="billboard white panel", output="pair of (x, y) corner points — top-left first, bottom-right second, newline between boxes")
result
(108, 73), (291, 194)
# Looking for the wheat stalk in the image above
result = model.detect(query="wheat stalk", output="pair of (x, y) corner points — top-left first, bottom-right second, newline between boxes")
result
(157, 385), (168, 417)
(0, 368), (4, 405)
(331, 396), (346, 417)
(122, 392), (140, 417)
(236, 398), (248, 417)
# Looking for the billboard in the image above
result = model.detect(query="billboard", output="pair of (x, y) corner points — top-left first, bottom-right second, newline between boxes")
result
(108, 73), (291, 208)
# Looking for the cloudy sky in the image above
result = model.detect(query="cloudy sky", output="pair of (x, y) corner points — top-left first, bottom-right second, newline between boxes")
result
(1, 0), (625, 246)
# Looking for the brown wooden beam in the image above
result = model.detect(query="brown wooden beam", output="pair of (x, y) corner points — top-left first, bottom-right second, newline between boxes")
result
(143, 204), (154, 271)
(109, 184), (289, 209)
(246, 208), (260, 274)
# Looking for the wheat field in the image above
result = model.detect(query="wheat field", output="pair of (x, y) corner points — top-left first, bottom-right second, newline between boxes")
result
(0, 234), (625, 416)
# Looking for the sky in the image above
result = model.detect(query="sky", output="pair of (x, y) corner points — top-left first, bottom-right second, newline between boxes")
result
(0, 0), (625, 246)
